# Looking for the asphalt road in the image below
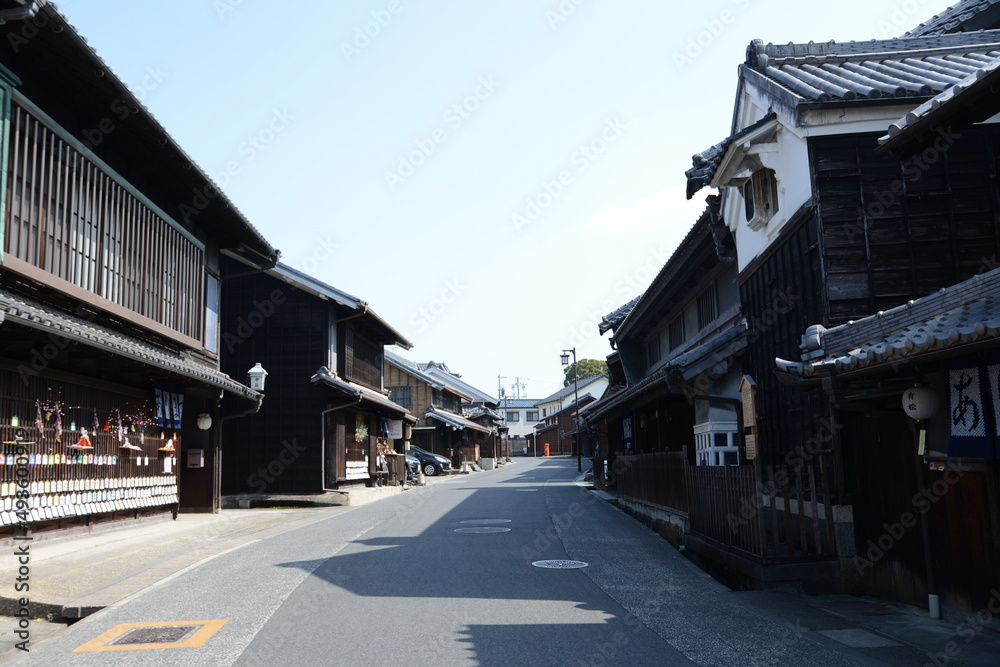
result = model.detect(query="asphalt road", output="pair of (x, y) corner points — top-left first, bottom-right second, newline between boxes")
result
(1, 458), (864, 666)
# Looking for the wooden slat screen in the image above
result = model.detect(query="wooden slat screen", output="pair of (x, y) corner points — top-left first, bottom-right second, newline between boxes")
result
(344, 324), (382, 389)
(4, 102), (205, 341)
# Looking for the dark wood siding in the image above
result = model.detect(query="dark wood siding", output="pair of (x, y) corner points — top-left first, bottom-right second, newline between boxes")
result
(811, 128), (1000, 325)
(739, 212), (827, 465)
(220, 266), (326, 494)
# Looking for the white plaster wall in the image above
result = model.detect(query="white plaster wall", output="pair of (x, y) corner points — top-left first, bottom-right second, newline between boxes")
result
(721, 80), (954, 272)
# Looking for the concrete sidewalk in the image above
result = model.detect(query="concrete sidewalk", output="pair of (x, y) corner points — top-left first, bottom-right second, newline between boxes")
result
(579, 481), (1000, 667)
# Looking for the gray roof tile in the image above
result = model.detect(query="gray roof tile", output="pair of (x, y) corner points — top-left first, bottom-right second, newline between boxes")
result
(744, 32), (1000, 105)
(599, 297), (641, 335)
(906, 0), (1000, 36)
(879, 53), (1000, 148)
(775, 268), (1000, 379)
(0, 287), (260, 402)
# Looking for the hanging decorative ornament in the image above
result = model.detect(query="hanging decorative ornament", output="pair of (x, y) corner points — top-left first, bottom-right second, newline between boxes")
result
(68, 428), (93, 450)
(102, 418), (111, 432)
(120, 438), (142, 451)
(93, 408), (100, 434)
(35, 401), (44, 436)
(116, 409), (126, 443)
(53, 406), (63, 444)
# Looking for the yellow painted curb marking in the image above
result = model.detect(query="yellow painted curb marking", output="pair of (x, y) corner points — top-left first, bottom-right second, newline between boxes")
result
(73, 619), (228, 652)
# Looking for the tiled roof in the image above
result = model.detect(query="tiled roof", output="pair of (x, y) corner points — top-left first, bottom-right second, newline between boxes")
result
(384, 350), (446, 391)
(464, 405), (502, 421)
(424, 407), (493, 434)
(878, 53), (1000, 150)
(585, 324), (748, 423)
(906, 0), (1000, 36)
(743, 31), (1000, 107)
(686, 113), (777, 199)
(0, 287), (260, 403)
(309, 367), (414, 420)
(537, 374), (607, 404)
(271, 264), (412, 349)
(599, 297), (641, 335)
(502, 398), (541, 409)
(775, 268), (1000, 380)
(612, 207), (719, 342)
(420, 364), (497, 404)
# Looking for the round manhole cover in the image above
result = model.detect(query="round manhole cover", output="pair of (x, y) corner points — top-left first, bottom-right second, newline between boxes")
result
(515, 489), (539, 492)
(454, 527), (511, 533)
(460, 519), (512, 525)
(532, 560), (589, 569)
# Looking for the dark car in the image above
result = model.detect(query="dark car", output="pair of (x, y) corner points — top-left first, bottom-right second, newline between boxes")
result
(407, 445), (452, 476)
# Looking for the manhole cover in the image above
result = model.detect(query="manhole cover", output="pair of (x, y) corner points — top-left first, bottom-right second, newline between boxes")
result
(532, 560), (589, 569)
(454, 527), (511, 533)
(516, 489), (539, 492)
(111, 625), (201, 645)
(460, 519), (512, 525)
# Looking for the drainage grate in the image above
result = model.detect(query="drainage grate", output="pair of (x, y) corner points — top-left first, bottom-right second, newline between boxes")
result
(532, 560), (589, 569)
(454, 527), (511, 533)
(111, 625), (202, 646)
(460, 519), (512, 525)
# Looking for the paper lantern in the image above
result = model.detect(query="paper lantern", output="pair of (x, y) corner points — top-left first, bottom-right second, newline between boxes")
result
(902, 385), (940, 421)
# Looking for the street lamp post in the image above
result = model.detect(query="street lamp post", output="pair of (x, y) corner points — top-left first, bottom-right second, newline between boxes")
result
(560, 348), (581, 473)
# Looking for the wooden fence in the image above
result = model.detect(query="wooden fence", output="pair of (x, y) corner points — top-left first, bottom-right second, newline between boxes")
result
(614, 452), (688, 513)
(614, 450), (841, 563)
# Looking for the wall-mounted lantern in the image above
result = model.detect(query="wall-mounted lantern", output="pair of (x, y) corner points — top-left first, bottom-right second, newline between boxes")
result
(248, 363), (268, 391)
(196, 413), (213, 431)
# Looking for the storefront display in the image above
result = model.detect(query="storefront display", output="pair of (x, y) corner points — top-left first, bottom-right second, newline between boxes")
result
(0, 376), (180, 534)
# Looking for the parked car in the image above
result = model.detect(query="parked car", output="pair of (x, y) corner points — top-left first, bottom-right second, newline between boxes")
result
(407, 445), (452, 476)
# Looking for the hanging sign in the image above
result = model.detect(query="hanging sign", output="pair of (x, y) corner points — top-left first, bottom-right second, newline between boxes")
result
(947, 360), (999, 458)
(154, 383), (184, 429)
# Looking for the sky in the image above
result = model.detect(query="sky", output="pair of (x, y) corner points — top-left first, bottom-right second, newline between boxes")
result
(58, 0), (958, 401)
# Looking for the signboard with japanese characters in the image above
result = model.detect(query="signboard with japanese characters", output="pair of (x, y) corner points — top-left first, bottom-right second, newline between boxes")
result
(948, 360), (999, 458)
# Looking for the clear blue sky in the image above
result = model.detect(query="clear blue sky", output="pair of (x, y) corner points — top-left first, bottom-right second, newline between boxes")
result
(60, 0), (957, 400)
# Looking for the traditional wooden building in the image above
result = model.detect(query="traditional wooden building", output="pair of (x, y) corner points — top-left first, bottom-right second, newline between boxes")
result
(0, 2), (278, 542)
(772, 35), (1000, 617)
(680, 14), (1000, 613)
(532, 374), (608, 456)
(220, 263), (413, 494)
(529, 394), (597, 458)
(383, 351), (492, 464)
(584, 207), (749, 550)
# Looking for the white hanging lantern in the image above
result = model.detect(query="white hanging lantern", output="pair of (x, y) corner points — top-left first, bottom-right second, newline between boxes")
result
(196, 413), (213, 431)
(902, 385), (940, 421)
(247, 363), (268, 391)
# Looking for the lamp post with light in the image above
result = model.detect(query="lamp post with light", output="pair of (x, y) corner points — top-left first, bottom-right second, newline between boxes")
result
(560, 348), (582, 472)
